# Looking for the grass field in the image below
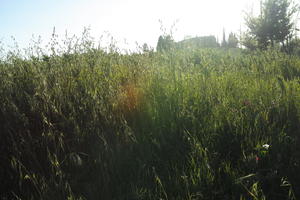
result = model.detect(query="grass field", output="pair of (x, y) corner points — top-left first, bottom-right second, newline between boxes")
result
(0, 38), (300, 199)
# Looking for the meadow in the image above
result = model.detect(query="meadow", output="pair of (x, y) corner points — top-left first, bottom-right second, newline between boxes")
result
(0, 36), (300, 200)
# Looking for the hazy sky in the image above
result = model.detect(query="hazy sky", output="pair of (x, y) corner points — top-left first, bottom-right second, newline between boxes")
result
(0, 0), (261, 52)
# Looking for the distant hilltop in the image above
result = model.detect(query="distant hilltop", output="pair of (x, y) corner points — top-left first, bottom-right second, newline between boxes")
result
(156, 35), (225, 52)
(177, 35), (219, 48)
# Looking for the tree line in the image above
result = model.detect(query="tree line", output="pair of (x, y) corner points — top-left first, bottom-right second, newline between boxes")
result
(156, 0), (299, 54)
(156, 32), (239, 52)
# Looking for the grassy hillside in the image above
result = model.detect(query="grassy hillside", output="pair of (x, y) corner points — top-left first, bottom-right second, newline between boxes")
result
(0, 42), (300, 199)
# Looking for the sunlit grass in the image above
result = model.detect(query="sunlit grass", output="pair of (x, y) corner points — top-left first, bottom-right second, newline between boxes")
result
(0, 34), (299, 199)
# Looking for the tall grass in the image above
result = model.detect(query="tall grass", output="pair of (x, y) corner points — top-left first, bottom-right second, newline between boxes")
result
(0, 35), (300, 199)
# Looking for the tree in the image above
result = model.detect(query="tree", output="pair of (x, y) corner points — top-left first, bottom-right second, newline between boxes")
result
(156, 36), (164, 52)
(241, 32), (260, 50)
(286, 37), (300, 55)
(227, 33), (239, 48)
(244, 0), (298, 50)
(221, 28), (227, 48)
(142, 43), (149, 53)
(156, 35), (174, 52)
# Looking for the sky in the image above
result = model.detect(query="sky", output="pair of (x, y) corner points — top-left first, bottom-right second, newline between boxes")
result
(0, 0), (262, 53)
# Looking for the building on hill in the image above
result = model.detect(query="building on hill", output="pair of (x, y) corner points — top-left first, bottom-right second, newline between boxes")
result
(176, 36), (220, 49)
(155, 35), (220, 52)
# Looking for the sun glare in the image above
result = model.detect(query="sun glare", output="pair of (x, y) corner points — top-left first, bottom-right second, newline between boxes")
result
(0, 0), (261, 51)
(88, 0), (260, 49)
